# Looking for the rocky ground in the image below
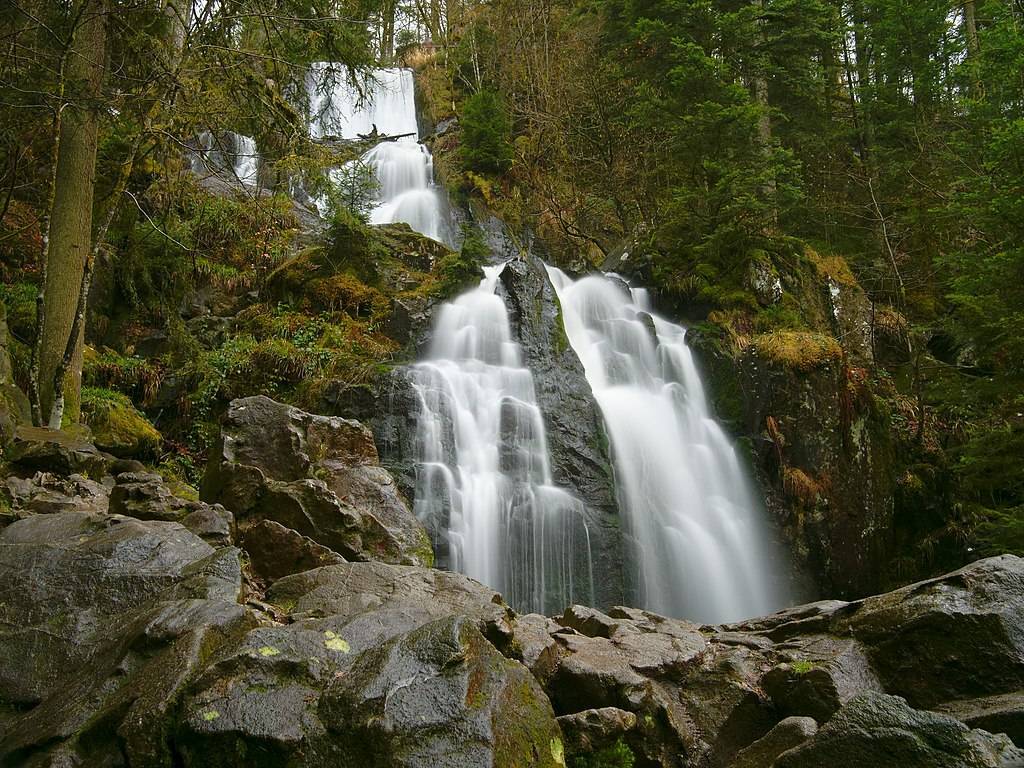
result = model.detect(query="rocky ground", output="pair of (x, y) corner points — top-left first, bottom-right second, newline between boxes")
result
(1, 395), (1023, 767)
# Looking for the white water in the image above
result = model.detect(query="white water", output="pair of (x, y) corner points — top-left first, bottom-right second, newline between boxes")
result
(232, 134), (259, 187)
(412, 265), (594, 614)
(306, 65), (451, 244)
(547, 267), (785, 623)
(191, 131), (260, 188)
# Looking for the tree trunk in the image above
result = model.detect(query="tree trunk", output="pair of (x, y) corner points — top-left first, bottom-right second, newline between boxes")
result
(39, 0), (106, 425)
(753, 0), (776, 224)
(964, 0), (980, 57)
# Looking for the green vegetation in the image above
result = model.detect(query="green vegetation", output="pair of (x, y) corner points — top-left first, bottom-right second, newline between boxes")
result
(461, 90), (514, 174)
(80, 387), (162, 458)
(571, 740), (635, 768)
(752, 332), (844, 373)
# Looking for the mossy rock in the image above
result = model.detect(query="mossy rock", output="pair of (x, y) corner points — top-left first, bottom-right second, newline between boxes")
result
(750, 331), (843, 373)
(81, 387), (162, 459)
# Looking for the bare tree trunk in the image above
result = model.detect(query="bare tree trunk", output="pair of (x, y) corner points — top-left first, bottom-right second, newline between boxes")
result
(38, 0), (107, 426)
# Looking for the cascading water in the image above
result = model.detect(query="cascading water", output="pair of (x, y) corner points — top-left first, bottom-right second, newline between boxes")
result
(191, 131), (260, 188)
(547, 267), (786, 623)
(412, 265), (594, 615)
(306, 65), (452, 245)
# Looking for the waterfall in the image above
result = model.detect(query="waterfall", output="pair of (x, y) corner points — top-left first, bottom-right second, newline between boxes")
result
(547, 267), (786, 623)
(191, 131), (260, 188)
(231, 134), (259, 187)
(306, 65), (452, 245)
(412, 265), (595, 615)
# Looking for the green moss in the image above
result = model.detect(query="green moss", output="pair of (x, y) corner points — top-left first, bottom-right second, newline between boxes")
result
(83, 347), (165, 406)
(80, 387), (162, 459)
(791, 660), (816, 674)
(570, 739), (635, 768)
(751, 331), (843, 372)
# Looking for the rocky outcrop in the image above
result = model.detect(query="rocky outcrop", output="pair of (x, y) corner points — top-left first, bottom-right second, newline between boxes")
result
(774, 693), (1022, 768)
(2, 462), (1024, 768)
(0, 511), (253, 765)
(201, 395), (433, 567)
(738, 331), (896, 599)
(496, 256), (623, 609)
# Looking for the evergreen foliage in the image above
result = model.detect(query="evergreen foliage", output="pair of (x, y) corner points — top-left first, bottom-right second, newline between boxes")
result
(460, 90), (514, 173)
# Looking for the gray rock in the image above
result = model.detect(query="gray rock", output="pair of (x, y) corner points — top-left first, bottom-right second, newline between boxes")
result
(559, 604), (629, 639)
(0, 511), (253, 765)
(558, 707), (638, 753)
(6, 425), (112, 479)
(182, 502), (234, 546)
(266, 561), (514, 647)
(175, 561), (561, 768)
(496, 257), (623, 609)
(242, 519), (346, 583)
(4, 471), (110, 516)
(839, 555), (1024, 709)
(202, 396), (433, 567)
(729, 716), (817, 768)
(774, 692), (1024, 768)
(319, 616), (565, 768)
(935, 692), (1024, 747)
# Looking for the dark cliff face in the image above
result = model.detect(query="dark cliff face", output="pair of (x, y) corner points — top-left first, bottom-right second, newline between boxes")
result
(495, 255), (624, 609)
(737, 344), (897, 600)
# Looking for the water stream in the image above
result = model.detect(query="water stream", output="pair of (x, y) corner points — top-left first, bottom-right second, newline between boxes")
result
(317, 62), (788, 622)
(547, 267), (786, 622)
(306, 65), (452, 245)
(411, 265), (595, 615)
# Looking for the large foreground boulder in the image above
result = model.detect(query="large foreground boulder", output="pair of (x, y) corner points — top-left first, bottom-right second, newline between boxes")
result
(174, 562), (562, 767)
(774, 693), (1023, 768)
(201, 396), (432, 566)
(0, 511), (253, 765)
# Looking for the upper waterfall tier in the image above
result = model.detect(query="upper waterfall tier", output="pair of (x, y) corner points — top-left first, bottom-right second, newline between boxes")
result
(411, 264), (595, 615)
(305, 65), (452, 245)
(547, 266), (788, 623)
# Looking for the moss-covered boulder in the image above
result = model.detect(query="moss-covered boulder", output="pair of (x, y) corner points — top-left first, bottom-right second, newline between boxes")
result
(81, 387), (162, 458)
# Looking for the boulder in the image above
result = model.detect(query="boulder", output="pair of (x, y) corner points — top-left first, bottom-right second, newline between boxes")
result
(935, 692), (1024, 747)
(6, 425), (112, 479)
(266, 561), (514, 645)
(109, 471), (234, 545)
(319, 616), (565, 768)
(557, 707), (638, 754)
(175, 560), (559, 768)
(81, 389), (162, 458)
(838, 555), (1024, 709)
(4, 471), (110, 517)
(201, 396), (432, 567)
(729, 716), (817, 768)
(774, 693), (1024, 768)
(242, 519), (346, 583)
(0, 511), (253, 765)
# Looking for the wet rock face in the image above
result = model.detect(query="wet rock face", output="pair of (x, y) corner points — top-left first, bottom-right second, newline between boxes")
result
(0, 511), (253, 765)
(174, 562), (560, 768)
(739, 340), (896, 599)
(201, 395), (433, 567)
(496, 256), (624, 609)
(774, 693), (1024, 768)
